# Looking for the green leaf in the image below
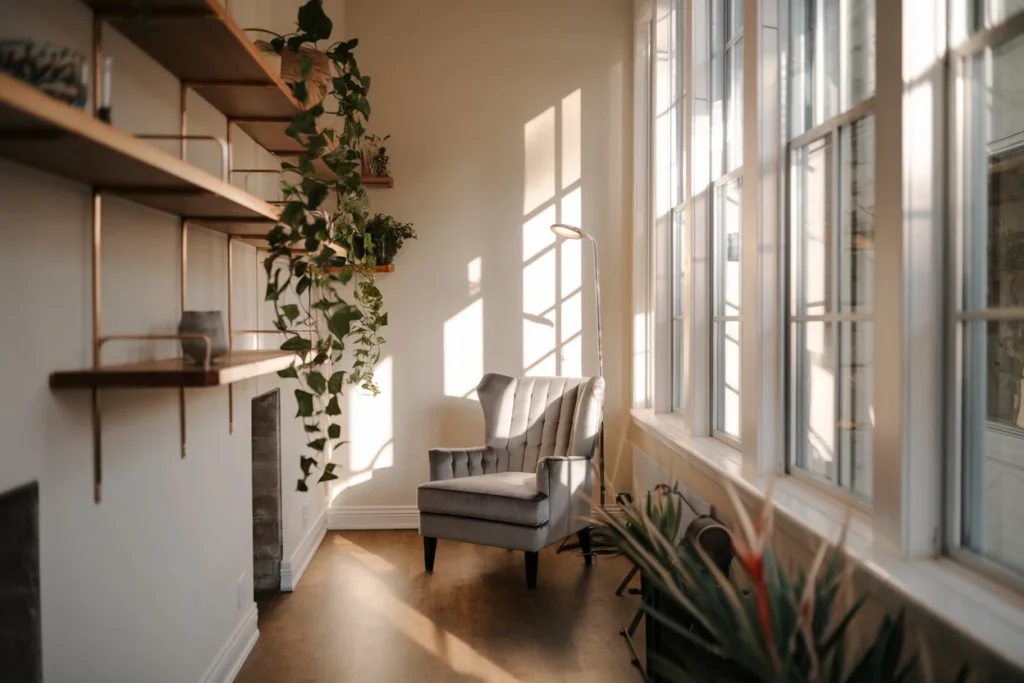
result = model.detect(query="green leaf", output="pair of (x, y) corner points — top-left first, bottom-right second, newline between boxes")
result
(307, 438), (327, 452)
(294, 389), (314, 417)
(297, 0), (333, 40)
(300, 455), (317, 475)
(328, 306), (361, 340)
(296, 478), (308, 492)
(306, 370), (327, 395)
(282, 304), (301, 322)
(304, 423), (320, 433)
(296, 276), (311, 296)
(328, 370), (345, 394)
(280, 201), (306, 227)
(328, 423), (341, 439)
(277, 364), (299, 379)
(292, 79), (308, 104)
(317, 470), (339, 483)
(281, 336), (313, 352)
(325, 395), (341, 416)
(379, 311), (388, 327)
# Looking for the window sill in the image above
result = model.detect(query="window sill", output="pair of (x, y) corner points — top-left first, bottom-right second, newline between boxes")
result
(630, 409), (1024, 674)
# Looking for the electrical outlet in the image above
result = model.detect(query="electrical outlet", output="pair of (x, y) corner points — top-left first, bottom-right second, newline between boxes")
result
(303, 501), (309, 525)
(236, 574), (246, 610)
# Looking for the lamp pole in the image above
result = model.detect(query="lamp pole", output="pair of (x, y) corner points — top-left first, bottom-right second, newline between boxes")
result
(550, 223), (606, 508)
(583, 232), (606, 507)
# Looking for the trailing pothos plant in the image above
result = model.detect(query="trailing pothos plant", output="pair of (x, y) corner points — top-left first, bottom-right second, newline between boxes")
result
(260, 0), (387, 492)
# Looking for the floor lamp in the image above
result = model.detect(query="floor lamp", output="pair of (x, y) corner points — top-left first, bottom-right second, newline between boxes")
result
(549, 223), (606, 508)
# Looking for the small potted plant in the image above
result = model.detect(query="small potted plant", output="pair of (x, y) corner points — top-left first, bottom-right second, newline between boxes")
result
(362, 133), (391, 177)
(355, 213), (416, 266)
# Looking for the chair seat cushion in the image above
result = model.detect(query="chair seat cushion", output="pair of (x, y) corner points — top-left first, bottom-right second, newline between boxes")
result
(417, 472), (549, 527)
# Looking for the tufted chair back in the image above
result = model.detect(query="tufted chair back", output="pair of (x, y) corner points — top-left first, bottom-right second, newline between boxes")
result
(475, 374), (605, 473)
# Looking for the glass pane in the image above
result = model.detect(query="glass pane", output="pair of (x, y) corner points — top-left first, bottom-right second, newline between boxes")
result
(789, 0), (815, 138)
(844, 0), (875, 109)
(840, 116), (874, 313)
(730, 0), (744, 38)
(792, 320), (836, 484)
(822, 0), (840, 122)
(717, 179), (742, 316)
(962, 320), (1024, 575)
(964, 35), (1024, 312)
(711, 0), (726, 178)
(716, 319), (742, 438)
(673, 317), (686, 410)
(727, 39), (744, 172)
(790, 136), (833, 317)
(985, 0), (1024, 27)
(838, 321), (873, 498)
(673, 205), (686, 316)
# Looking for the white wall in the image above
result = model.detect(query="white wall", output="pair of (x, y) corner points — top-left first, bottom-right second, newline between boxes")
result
(0, 0), (345, 680)
(332, 0), (634, 514)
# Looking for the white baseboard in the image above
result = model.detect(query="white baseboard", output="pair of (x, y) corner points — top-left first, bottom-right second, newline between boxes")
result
(280, 509), (326, 592)
(327, 505), (419, 530)
(199, 604), (258, 683)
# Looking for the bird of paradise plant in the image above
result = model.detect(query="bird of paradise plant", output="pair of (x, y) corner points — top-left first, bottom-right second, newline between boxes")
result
(591, 483), (969, 683)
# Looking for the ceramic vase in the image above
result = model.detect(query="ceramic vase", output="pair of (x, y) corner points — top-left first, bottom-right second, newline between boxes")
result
(178, 311), (228, 365)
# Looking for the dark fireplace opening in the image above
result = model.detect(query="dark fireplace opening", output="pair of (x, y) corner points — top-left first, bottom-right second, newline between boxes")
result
(0, 482), (41, 683)
(252, 390), (283, 593)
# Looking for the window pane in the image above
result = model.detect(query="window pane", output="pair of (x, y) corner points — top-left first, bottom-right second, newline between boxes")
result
(711, 0), (726, 178)
(790, 136), (833, 317)
(964, 36), (1024, 312)
(844, 0), (875, 109)
(985, 0), (1024, 27)
(840, 116), (874, 313)
(962, 320), (1024, 575)
(789, 0), (815, 138)
(727, 38), (744, 172)
(839, 321), (873, 497)
(730, 0), (744, 37)
(716, 319), (742, 438)
(717, 179), (742, 316)
(673, 317), (686, 410)
(792, 321), (836, 483)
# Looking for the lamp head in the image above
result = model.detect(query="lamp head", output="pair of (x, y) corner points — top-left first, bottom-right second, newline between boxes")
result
(550, 223), (584, 240)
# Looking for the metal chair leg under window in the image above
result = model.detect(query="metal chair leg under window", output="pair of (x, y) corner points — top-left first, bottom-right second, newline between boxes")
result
(620, 602), (647, 682)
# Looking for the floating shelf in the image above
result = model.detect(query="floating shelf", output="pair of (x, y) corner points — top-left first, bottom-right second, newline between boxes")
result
(0, 73), (279, 234)
(326, 264), (394, 274)
(50, 350), (295, 390)
(85, 0), (305, 155)
(362, 175), (394, 188)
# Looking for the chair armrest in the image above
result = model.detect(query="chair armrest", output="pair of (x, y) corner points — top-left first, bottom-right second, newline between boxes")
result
(536, 456), (593, 539)
(428, 447), (497, 481)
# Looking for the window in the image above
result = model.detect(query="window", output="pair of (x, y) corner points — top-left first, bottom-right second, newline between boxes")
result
(786, 0), (875, 499)
(710, 0), (743, 442)
(655, 0), (687, 412)
(954, 12), (1024, 578)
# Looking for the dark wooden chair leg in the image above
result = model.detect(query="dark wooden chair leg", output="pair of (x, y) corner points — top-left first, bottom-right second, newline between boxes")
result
(525, 551), (539, 588)
(423, 537), (437, 573)
(577, 528), (593, 565)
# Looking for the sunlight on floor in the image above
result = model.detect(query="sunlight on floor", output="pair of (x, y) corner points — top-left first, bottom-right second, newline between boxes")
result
(332, 536), (524, 683)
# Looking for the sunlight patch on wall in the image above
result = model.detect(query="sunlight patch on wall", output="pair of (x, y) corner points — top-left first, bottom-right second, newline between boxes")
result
(523, 249), (556, 370)
(468, 257), (482, 296)
(523, 106), (556, 215)
(561, 89), (581, 189)
(523, 205), (557, 262)
(350, 355), (394, 473)
(444, 299), (484, 398)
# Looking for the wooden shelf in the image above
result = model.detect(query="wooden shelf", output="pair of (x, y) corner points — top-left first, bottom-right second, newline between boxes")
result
(85, 0), (305, 155)
(50, 350), (295, 389)
(0, 73), (280, 234)
(327, 264), (394, 274)
(362, 175), (394, 188)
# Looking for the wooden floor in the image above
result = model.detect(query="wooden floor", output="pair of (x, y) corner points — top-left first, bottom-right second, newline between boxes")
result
(236, 530), (645, 683)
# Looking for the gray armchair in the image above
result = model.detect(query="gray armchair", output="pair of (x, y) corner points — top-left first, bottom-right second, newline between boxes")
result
(417, 373), (605, 588)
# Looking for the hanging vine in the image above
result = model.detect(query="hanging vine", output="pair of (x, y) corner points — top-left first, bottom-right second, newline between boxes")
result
(258, 0), (386, 491)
